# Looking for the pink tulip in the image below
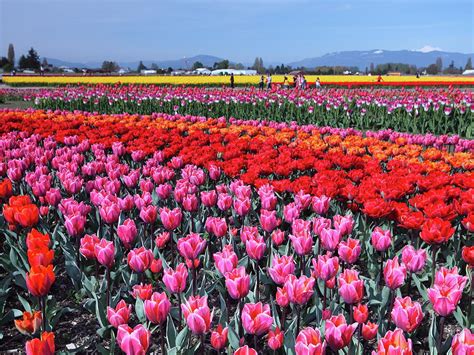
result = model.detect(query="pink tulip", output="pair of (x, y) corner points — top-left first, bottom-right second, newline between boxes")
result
(245, 234), (266, 261)
(451, 329), (474, 355)
(362, 322), (378, 341)
(234, 345), (258, 355)
(116, 324), (150, 355)
(217, 193), (232, 211)
(338, 269), (364, 304)
(234, 197), (251, 216)
(312, 217), (331, 236)
(182, 194), (199, 212)
(295, 327), (326, 355)
(211, 324), (228, 350)
(139, 205), (158, 224)
(208, 165), (221, 180)
(338, 238), (361, 264)
(94, 238), (115, 268)
(391, 296), (423, 333)
(373, 328), (412, 355)
(276, 285), (290, 307)
(325, 314), (357, 351)
(289, 232), (313, 256)
(260, 209), (280, 233)
(163, 263), (188, 294)
(241, 302), (273, 336)
(99, 202), (120, 224)
(271, 229), (286, 246)
(127, 247), (153, 273)
(177, 232), (207, 261)
(117, 219), (137, 249)
(201, 190), (217, 207)
(205, 216), (228, 238)
(371, 227), (392, 252)
(333, 214), (353, 236)
(401, 245), (427, 273)
(107, 300), (131, 328)
(285, 275), (315, 305)
(225, 266), (250, 299)
(428, 267), (467, 317)
(268, 327), (284, 350)
(213, 245), (238, 275)
(319, 228), (342, 252)
(268, 255), (295, 285)
(312, 252), (339, 281)
(159, 207), (182, 230)
(132, 283), (153, 300)
(144, 292), (171, 324)
(384, 257), (407, 290)
(260, 192), (277, 211)
(181, 295), (212, 335)
(64, 212), (86, 237)
(311, 195), (331, 215)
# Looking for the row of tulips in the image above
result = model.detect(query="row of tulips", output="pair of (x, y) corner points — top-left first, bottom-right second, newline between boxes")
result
(13, 84), (474, 137)
(0, 108), (473, 354)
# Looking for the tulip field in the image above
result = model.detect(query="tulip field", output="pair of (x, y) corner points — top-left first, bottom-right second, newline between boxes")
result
(0, 86), (473, 354)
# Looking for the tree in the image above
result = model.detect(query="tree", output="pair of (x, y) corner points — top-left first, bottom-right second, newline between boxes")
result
(369, 62), (375, 73)
(435, 57), (443, 72)
(151, 63), (159, 70)
(213, 60), (229, 70)
(18, 47), (41, 70)
(465, 57), (473, 70)
(426, 63), (439, 75)
(41, 58), (49, 67)
(7, 43), (15, 66)
(252, 57), (265, 74)
(0, 57), (9, 68)
(192, 61), (204, 70)
(101, 61), (119, 73)
(137, 61), (147, 72)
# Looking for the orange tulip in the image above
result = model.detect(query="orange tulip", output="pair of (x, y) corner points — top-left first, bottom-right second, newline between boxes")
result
(27, 247), (54, 267)
(26, 265), (55, 297)
(14, 204), (40, 228)
(0, 178), (13, 199)
(14, 311), (42, 335)
(25, 332), (55, 355)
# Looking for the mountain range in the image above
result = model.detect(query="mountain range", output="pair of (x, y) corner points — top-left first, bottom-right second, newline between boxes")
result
(44, 50), (473, 70)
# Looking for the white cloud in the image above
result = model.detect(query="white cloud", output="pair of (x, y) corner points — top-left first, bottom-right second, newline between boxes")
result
(417, 45), (442, 53)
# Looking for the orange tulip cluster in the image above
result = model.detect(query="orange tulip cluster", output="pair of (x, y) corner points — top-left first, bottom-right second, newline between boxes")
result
(3, 195), (39, 230)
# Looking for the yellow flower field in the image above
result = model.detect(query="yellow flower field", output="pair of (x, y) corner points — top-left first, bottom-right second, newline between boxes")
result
(2, 74), (474, 85)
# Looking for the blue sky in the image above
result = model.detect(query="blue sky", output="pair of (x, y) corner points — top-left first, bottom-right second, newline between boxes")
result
(1, 0), (472, 64)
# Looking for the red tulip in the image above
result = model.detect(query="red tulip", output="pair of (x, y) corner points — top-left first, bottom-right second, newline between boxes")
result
(234, 345), (258, 355)
(132, 283), (153, 300)
(15, 203), (40, 228)
(116, 324), (150, 355)
(241, 302), (273, 336)
(15, 311), (42, 335)
(353, 304), (369, 324)
(79, 234), (99, 260)
(27, 247), (54, 267)
(26, 265), (55, 297)
(107, 300), (131, 328)
(391, 296), (423, 333)
(361, 321), (378, 341)
(211, 324), (228, 350)
(25, 332), (55, 355)
(181, 295), (212, 334)
(420, 218), (454, 245)
(295, 327), (326, 355)
(325, 314), (357, 351)
(462, 246), (474, 267)
(144, 292), (171, 324)
(26, 229), (50, 250)
(0, 178), (13, 199)
(225, 266), (250, 299)
(374, 328), (412, 355)
(268, 327), (284, 350)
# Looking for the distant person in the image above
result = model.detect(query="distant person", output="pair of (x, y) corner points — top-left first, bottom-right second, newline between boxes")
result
(301, 75), (307, 90)
(416, 72), (420, 79)
(259, 75), (264, 90)
(266, 74), (272, 90)
(40, 65), (45, 76)
(11, 70), (16, 76)
(283, 76), (289, 89)
(292, 75), (297, 88)
(377, 75), (383, 83)
(315, 77), (321, 88)
(230, 73), (235, 88)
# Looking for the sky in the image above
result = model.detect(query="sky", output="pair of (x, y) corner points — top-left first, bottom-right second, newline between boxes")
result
(1, 0), (473, 64)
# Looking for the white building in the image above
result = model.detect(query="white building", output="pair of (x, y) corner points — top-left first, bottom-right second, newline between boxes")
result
(193, 68), (212, 75)
(211, 69), (257, 76)
(462, 69), (474, 76)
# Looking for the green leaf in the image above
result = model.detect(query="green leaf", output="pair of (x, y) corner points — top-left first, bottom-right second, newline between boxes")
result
(176, 326), (189, 350)
(228, 324), (240, 350)
(135, 298), (146, 323)
(18, 295), (32, 313)
(166, 314), (177, 349)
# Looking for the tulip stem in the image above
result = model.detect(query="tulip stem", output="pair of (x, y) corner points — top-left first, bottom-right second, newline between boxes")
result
(255, 261), (260, 300)
(178, 293), (182, 329)
(192, 267), (197, 295)
(200, 333), (205, 354)
(431, 245), (438, 286)
(160, 322), (166, 355)
(323, 282), (327, 311)
(379, 251), (384, 288)
(40, 296), (47, 332)
(300, 255), (305, 276)
(106, 267), (111, 306)
(280, 306), (287, 331)
(437, 316), (445, 353)
(296, 305), (301, 336)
